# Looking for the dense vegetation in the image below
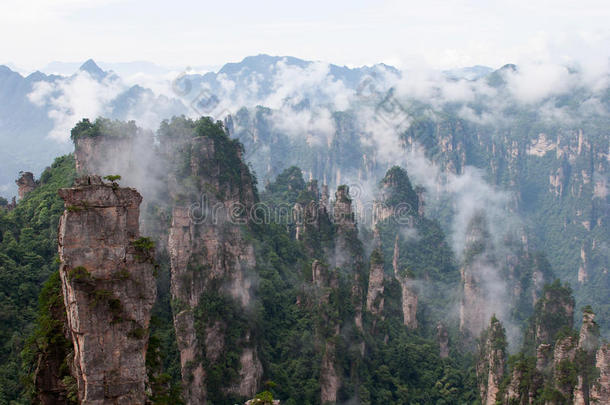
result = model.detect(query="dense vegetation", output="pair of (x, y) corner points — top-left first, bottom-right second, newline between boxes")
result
(70, 117), (140, 141)
(229, 99), (609, 337)
(1, 116), (605, 404)
(248, 166), (480, 404)
(494, 283), (604, 404)
(0, 155), (76, 403)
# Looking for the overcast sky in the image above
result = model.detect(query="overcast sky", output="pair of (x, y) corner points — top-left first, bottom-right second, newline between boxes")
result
(2, 0), (609, 72)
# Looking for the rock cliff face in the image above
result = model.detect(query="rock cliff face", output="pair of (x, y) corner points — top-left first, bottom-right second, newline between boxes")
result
(295, 181), (366, 404)
(311, 260), (341, 404)
(460, 213), (495, 338)
(294, 182), (371, 403)
(574, 311), (600, 405)
(320, 336), (340, 405)
(332, 186), (364, 331)
(460, 264), (486, 336)
(332, 186), (356, 235)
(71, 127), (170, 249)
(391, 237), (418, 328)
(16, 171), (37, 199)
(396, 277), (417, 328)
(532, 283), (575, 347)
(366, 248), (385, 318)
(503, 366), (530, 405)
(553, 336), (578, 401)
(578, 311), (600, 354)
(411, 126), (608, 325)
(590, 343), (610, 404)
(167, 135), (261, 404)
(229, 108), (609, 336)
(378, 168), (421, 330)
(437, 323), (449, 358)
(293, 180), (331, 248)
(497, 288), (608, 405)
(57, 175), (156, 404)
(476, 317), (506, 405)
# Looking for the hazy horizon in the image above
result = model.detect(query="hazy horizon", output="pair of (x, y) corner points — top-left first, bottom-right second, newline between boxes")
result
(3, 0), (609, 73)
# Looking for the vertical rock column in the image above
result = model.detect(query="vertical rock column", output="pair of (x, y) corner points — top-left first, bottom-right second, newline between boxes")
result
(312, 260), (341, 405)
(16, 171), (37, 199)
(476, 317), (506, 405)
(590, 343), (610, 403)
(392, 236), (418, 329)
(332, 185), (364, 331)
(58, 176), (157, 404)
(459, 213), (496, 338)
(574, 310), (601, 405)
(366, 247), (385, 319)
(167, 136), (262, 404)
(437, 323), (449, 359)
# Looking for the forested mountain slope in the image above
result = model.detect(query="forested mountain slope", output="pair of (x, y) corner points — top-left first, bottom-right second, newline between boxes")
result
(1, 117), (606, 404)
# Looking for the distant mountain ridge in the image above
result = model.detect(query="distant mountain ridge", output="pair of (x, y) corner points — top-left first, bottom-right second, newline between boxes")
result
(0, 55), (495, 197)
(0, 59), (185, 196)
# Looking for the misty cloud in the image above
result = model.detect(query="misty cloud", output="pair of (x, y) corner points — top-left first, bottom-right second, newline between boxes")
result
(28, 70), (123, 142)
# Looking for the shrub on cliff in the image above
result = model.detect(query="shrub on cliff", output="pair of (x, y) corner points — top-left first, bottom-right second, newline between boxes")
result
(70, 117), (138, 141)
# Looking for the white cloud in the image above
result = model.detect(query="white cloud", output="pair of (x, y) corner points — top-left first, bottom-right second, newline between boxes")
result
(504, 63), (573, 104)
(270, 106), (335, 147)
(263, 60), (355, 110)
(28, 71), (124, 142)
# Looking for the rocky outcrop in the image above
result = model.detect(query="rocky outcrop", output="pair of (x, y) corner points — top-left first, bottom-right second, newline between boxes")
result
(310, 260), (341, 404)
(366, 248), (385, 318)
(71, 125), (171, 248)
(590, 343), (610, 404)
(578, 310), (599, 353)
(310, 185), (366, 402)
(292, 180), (333, 255)
(459, 265), (486, 336)
(167, 135), (261, 404)
(549, 165), (566, 197)
(498, 295), (607, 404)
(437, 323), (449, 358)
(289, 180), (366, 404)
(231, 111), (608, 330)
(16, 171), (37, 199)
(502, 366), (532, 405)
(476, 316), (507, 405)
(372, 201), (394, 227)
(332, 185), (356, 234)
(460, 213), (495, 338)
(320, 184), (330, 214)
(57, 175), (157, 404)
(373, 166), (419, 227)
(532, 282), (574, 347)
(535, 343), (553, 374)
(312, 259), (326, 288)
(399, 123), (608, 321)
(320, 338), (340, 405)
(332, 186), (364, 331)
(392, 236), (418, 328)
(578, 244), (588, 283)
(574, 310), (600, 405)
(553, 336), (578, 401)
(293, 180), (330, 244)
(293, 202), (305, 240)
(398, 277), (418, 329)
